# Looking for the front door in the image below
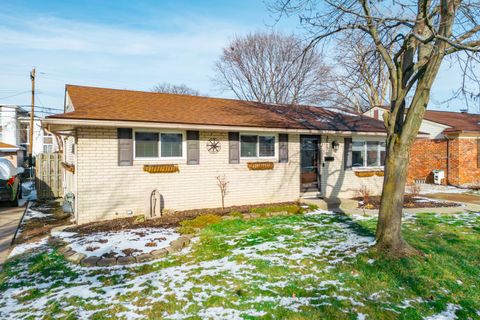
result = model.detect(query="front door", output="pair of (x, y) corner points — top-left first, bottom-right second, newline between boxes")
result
(300, 135), (321, 192)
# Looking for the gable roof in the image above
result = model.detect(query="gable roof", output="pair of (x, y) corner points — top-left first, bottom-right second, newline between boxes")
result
(368, 106), (480, 133)
(422, 110), (480, 133)
(47, 85), (386, 133)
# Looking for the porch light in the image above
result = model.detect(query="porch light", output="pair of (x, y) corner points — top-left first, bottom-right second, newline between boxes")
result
(332, 140), (340, 152)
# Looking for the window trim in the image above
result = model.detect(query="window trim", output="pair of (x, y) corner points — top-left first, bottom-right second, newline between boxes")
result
(351, 138), (386, 169)
(240, 133), (278, 159)
(133, 129), (186, 161)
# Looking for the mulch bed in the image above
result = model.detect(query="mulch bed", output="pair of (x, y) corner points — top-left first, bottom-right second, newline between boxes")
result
(66, 202), (300, 234)
(356, 195), (461, 209)
(14, 200), (71, 244)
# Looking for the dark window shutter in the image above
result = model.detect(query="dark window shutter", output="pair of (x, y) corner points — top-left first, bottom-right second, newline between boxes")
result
(279, 134), (288, 163)
(229, 132), (240, 164)
(344, 137), (352, 170)
(118, 128), (133, 166)
(187, 131), (200, 165)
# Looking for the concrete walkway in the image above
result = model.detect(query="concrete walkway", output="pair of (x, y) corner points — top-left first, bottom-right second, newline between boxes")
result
(301, 193), (480, 217)
(0, 204), (26, 265)
(424, 192), (480, 205)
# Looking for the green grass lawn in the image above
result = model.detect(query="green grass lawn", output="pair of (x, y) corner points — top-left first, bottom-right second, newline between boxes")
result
(0, 210), (479, 319)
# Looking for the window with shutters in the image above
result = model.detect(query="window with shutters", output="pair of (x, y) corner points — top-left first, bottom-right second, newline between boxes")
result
(240, 134), (277, 159)
(134, 130), (185, 160)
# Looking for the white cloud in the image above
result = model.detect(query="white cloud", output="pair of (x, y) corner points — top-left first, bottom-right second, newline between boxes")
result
(0, 15), (250, 108)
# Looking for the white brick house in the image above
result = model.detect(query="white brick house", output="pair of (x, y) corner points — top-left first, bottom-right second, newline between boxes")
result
(45, 85), (388, 224)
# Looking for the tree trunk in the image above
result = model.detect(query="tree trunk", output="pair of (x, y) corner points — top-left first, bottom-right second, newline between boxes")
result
(375, 143), (421, 257)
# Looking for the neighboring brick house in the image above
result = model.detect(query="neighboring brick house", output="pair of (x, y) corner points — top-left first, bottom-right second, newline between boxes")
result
(44, 85), (389, 224)
(364, 106), (480, 187)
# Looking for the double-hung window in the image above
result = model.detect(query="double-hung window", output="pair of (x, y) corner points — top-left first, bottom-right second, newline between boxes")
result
(352, 140), (386, 168)
(240, 134), (275, 158)
(134, 131), (184, 159)
(43, 134), (54, 153)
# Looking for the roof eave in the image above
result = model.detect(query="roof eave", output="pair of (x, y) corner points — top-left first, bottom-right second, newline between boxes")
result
(43, 117), (387, 137)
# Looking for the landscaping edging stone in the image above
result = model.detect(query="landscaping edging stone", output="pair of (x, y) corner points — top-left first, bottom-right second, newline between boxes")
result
(48, 210), (293, 267)
(48, 224), (195, 267)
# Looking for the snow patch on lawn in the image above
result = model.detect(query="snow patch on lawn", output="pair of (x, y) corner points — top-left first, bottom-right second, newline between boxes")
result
(424, 303), (461, 320)
(52, 228), (179, 258)
(1, 210), (474, 319)
(23, 208), (51, 220)
(8, 237), (49, 258)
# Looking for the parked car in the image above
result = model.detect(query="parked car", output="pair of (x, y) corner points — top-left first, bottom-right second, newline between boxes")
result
(0, 158), (23, 206)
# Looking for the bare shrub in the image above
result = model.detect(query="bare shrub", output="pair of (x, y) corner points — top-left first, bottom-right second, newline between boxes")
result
(216, 174), (229, 210)
(356, 185), (371, 205)
(409, 183), (422, 198)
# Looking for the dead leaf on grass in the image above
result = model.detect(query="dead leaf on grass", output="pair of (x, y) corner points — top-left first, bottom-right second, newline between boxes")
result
(145, 242), (157, 247)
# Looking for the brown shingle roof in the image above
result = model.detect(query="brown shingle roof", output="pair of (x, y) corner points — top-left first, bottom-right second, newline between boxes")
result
(372, 106), (480, 133)
(48, 85), (385, 133)
(422, 110), (480, 133)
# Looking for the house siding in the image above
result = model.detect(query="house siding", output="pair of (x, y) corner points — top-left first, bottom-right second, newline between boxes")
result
(320, 136), (384, 198)
(75, 127), (302, 224)
(72, 128), (387, 224)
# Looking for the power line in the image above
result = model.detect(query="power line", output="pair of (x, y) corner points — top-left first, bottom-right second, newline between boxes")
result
(0, 91), (30, 100)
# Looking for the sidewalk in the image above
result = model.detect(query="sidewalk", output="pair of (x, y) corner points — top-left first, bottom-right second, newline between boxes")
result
(0, 204), (26, 265)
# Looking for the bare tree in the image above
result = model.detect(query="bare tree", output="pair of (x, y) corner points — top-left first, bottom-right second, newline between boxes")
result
(272, 0), (480, 256)
(151, 83), (201, 96)
(216, 174), (229, 211)
(213, 31), (335, 106)
(333, 31), (391, 111)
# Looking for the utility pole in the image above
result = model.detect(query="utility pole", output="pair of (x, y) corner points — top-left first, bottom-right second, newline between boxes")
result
(29, 67), (35, 159)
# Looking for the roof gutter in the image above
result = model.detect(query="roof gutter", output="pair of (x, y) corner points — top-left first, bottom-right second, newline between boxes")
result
(43, 117), (389, 137)
(444, 130), (480, 137)
(0, 148), (20, 152)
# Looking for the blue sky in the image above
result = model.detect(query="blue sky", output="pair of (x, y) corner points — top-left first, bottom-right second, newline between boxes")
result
(0, 1), (476, 114)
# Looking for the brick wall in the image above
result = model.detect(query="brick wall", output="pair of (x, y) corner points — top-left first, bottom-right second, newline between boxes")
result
(407, 136), (480, 187)
(75, 128), (302, 224)
(73, 128), (387, 224)
(449, 137), (480, 186)
(407, 139), (448, 184)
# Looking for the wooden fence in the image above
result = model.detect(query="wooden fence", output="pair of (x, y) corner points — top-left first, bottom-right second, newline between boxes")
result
(36, 153), (63, 200)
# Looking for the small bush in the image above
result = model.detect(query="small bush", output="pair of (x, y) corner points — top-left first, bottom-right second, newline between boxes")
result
(229, 211), (243, 218)
(178, 214), (222, 234)
(304, 203), (319, 211)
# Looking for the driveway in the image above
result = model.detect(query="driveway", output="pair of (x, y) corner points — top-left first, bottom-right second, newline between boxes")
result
(0, 204), (26, 265)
